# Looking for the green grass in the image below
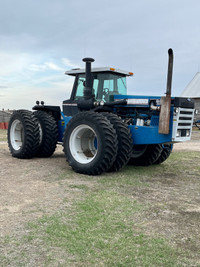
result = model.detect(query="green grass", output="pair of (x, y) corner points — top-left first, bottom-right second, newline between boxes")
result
(1, 151), (200, 266)
(1, 190), (184, 266)
(0, 129), (7, 142)
(1, 191), (183, 266)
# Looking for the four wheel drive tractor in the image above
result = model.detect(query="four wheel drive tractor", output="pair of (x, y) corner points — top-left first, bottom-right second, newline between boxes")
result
(7, 49), (195, 175)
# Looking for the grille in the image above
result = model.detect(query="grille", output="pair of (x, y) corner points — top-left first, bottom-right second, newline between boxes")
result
(172, 107), (194, 142)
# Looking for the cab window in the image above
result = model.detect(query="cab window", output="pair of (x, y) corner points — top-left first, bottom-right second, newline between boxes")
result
(74, 73), (127, 102)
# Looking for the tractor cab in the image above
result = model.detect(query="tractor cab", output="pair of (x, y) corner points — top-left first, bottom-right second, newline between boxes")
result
(63, 67), (133, 116)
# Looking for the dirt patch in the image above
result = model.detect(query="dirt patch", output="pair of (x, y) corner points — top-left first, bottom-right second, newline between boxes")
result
(0, 144), (95, 237)
(0, 131), (200, 237)
(173, 131), (200, 152)
(0, 130), (200, 265)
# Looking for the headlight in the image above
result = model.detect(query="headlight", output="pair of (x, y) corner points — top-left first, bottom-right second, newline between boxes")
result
(174, 108), (179, 114)
(186, 130), (190, 137)
(176, 130), (181, 137)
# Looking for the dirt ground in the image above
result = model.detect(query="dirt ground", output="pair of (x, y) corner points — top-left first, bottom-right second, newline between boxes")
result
(0, 142), (87, 236)
(0, 130), (200, 265)
(173, 130), (200, 152)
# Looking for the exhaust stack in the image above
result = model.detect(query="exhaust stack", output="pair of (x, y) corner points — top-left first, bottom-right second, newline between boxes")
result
(159, 49), (174, 134)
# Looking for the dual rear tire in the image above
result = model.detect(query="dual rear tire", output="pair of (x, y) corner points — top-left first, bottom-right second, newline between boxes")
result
(8, 110), (40, 159)
(128, 143), (173, 166)
(8, 110), (58, 159)
(128, 144), (162, 166)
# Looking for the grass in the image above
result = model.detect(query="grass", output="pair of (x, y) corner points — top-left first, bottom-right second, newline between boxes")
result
(1, 133), (200, 266)
(1, 191), (181, 266)
(0, 129), (7, 142)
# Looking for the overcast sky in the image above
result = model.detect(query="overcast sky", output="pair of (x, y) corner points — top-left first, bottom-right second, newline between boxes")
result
(0, 0), (200, 110)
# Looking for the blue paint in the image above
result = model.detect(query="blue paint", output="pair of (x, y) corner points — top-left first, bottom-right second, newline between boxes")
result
(58, 98), (175, 145)
(128, 125), (172, 144)
(128, 106), (174, 144)
(58, 113), (72, 142)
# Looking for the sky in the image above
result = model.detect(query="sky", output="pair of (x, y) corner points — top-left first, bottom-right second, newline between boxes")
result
(0, 0), (200, 110)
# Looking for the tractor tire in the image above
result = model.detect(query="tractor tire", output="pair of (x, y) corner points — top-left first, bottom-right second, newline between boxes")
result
(154, 144), (173, 165)
(128, 144), (162, 166)
(8, 109), (39, 159)
(34, 111), (58, 157)
(103, 113), (132, 172)
(63, 111), (118, 175)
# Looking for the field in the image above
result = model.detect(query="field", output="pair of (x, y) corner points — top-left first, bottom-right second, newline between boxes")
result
(0, 129), (200, 266)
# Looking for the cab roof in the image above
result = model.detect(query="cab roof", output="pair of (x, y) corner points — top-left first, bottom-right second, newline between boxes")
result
(65, 67), (133, 77)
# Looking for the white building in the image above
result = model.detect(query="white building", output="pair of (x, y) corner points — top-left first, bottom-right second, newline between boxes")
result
(181, 72), (200, 120)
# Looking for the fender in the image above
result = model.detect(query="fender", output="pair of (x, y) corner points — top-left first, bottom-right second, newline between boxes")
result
(32, 104), (61, 122)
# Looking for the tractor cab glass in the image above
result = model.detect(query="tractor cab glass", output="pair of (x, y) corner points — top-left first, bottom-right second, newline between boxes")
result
(75, 72), (127, 102)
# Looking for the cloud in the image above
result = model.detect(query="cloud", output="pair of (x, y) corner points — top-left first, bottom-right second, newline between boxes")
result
(0, 51), (76, 109)
(0, 0), (200, 109)
(62, 58), (81, 69)
(29, 62), (64, 72)
(0, 52), (32, 77)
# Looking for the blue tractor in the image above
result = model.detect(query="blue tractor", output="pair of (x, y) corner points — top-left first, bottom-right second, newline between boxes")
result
(7, 49), (195, 175)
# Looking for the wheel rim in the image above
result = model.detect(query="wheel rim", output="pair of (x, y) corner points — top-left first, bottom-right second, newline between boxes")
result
(10, 119), (24, 150)
(69, 124), (98, 164)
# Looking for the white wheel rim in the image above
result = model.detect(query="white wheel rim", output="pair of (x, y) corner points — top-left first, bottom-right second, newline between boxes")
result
(10, 119), (24, 150)
(69, 124), (98, 164)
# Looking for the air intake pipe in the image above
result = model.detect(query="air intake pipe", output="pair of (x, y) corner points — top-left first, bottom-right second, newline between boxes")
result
(77, 57), (95, 110)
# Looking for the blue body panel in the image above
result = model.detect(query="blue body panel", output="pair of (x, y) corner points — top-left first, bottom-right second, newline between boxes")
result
(128, 125), (172, 145)
(114, 94), (175, 102)
(58, 95), (175, 145)
(58, 112), (72, 142)
(128, 107), (174, 145)
(114, 94), (174, 144)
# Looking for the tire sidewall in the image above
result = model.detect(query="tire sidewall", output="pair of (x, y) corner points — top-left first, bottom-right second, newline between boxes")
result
(8, 112), (27, 157)
(34, 112), (49, 149)
(33, 111), (58, 157)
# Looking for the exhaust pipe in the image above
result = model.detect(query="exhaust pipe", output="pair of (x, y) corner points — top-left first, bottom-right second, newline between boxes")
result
(159, 49), (174, 134)
(166, 49), (173, 97)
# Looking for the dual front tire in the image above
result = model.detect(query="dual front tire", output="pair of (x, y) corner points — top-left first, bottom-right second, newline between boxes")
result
(63, 112), (133, 175)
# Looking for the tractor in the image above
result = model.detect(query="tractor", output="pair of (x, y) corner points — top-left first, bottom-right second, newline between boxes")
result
(7, 49), (195, 175)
